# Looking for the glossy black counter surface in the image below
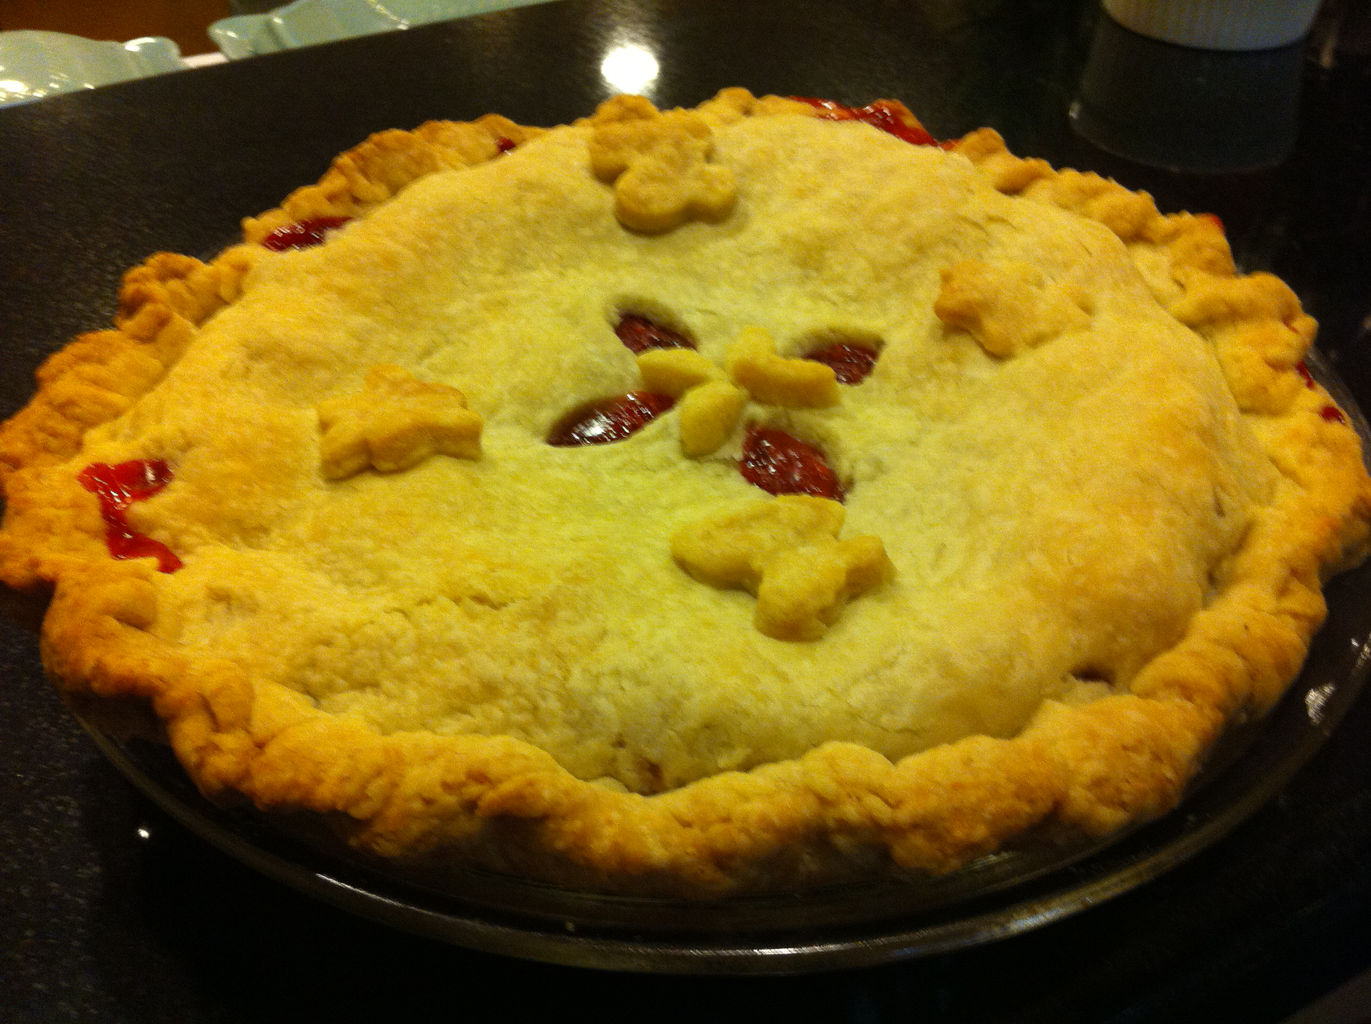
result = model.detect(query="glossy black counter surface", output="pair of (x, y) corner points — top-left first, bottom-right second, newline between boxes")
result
(3, 1), (1371, 1020)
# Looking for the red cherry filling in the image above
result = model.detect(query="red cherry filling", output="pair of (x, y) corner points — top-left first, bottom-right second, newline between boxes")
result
(739, 426), (843, 501)
(78, 460), (182, 573)
(614, 314), (696, 354)
(791, 97), (947, 148)
(261, 216), (352, 251)
(548, 391), (676, 446)
(1296, 361), (1348, 424)
(805, 341), (879, 384)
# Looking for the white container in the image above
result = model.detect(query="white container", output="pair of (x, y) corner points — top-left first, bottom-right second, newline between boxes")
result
(1102, 0), (1325, 50)
(0, 30), (186, 107)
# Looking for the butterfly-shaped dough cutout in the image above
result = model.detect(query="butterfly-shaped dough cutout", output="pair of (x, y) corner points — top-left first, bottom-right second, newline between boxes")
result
(671, 495), (893, 640)
(317, 365), (482, 479)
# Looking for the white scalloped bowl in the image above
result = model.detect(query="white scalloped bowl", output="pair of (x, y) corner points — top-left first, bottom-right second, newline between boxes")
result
(0, 30), (185, 107)
(209, 0), (558, 59)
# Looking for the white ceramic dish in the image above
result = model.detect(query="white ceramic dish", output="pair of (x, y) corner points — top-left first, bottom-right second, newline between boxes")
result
(0, 30), (186, 107)
(1103, 0), (1324, 50)
(209, 0), (559, 59)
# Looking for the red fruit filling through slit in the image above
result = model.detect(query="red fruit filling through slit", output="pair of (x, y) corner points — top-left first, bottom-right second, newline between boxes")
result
(78, 460), (182, 573)
(805, 341), (879, 384)
(548, 392), (676, 446)
(1296, 361), (1348, 424)
(739, 426), (843, 501)
(261, 216), (352, 251)
(614, 314), (696, 354)
(791, 97), (948, 148)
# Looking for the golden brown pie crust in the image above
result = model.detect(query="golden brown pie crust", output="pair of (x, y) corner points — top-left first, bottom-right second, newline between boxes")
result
(2, 89), (1369, 896)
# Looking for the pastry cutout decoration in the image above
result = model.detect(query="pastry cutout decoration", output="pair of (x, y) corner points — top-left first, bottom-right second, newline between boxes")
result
(671, 495), (893, 640)
(317, 365), (482, 479)
(635, 347), (722, 396)
(677, 380), (749, 457)
(726, 327), (841, 408)
(628, 321), (876, 458)
(588, 102), (737, 233)
(935, 259), (1093, 358)
(633, 349), (746, 457)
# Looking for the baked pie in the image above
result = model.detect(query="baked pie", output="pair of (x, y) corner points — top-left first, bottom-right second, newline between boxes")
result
(2, 89), (1368, 896)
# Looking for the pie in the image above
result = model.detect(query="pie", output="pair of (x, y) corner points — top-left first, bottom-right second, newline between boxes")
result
(2, 89), (1368, 896)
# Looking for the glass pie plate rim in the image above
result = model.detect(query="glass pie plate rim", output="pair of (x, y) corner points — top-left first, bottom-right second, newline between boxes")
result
(66, 354), (1371, 975)
(75, 600), (1371, 973)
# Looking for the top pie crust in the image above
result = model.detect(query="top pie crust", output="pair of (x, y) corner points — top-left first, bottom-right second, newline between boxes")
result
(2, 89), (1369, 894)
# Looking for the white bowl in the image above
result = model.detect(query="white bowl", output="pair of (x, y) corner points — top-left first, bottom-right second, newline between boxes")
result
(1102, 0), (1325, 50)
(209, 0), (558, 59)
(0, 30), (185, 107)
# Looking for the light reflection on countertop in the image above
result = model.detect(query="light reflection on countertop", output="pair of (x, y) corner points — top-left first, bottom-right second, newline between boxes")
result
(599, 41), (659, 96)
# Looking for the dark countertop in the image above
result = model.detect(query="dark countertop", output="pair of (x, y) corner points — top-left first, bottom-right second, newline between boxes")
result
(3, 1), (1370, 1020)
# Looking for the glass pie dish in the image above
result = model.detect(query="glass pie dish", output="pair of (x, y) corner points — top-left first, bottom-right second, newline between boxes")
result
(67, 357), (1371, 973)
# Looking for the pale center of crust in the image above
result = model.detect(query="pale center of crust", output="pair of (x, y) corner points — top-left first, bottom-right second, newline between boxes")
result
(77, 113), (1276, 793)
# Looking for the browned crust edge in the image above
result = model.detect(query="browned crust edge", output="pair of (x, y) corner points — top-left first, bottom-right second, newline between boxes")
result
(2, 90), (1369, 896)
